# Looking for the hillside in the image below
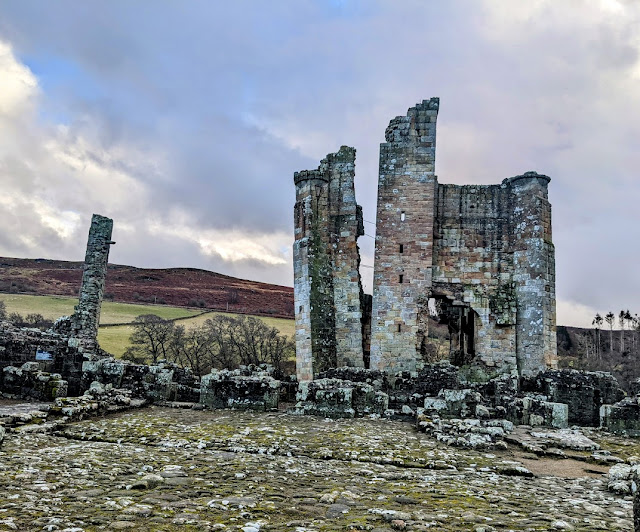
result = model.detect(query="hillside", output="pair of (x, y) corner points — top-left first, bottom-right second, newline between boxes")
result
(0, 257), (294, 319)
(557, 324), (640, 391)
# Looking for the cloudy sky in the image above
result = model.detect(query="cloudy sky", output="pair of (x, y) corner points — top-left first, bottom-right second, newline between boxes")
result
(0, 0), (639, 327)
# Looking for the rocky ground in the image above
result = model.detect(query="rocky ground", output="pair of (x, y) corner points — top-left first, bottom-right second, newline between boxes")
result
(0, 401), (636, 531)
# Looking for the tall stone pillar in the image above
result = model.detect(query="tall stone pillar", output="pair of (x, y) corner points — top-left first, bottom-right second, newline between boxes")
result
(293, 147), (365, 380)
(507, 172), (557, 376)
(70, 214), (115, 352)
(370, 98), (439, 373)
(293, 167), (335, 380)
(327, 147), (365, 369)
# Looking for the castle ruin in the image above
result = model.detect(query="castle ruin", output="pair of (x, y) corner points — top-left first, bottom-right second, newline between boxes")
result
(294, 98), (557, 381)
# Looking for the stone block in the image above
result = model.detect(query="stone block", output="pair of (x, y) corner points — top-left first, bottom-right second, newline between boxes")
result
(200, 368), (279, 412)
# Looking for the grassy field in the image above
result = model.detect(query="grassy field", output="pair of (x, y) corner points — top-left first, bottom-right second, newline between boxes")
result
(0, 293), (295, 356)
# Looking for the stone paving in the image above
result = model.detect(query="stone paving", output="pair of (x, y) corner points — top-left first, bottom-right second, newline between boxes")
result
(0, 404), (634, 531)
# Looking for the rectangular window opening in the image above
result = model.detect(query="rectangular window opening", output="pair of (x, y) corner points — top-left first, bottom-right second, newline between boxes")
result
(299, 306), (303, 313)
(399, 244), (404, 254)
(399, 274), (404, 284)
(397, 323), (402, 333)
(400, 211), (406, 222)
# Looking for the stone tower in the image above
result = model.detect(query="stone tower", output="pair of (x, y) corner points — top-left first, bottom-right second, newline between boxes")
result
(293, 146), (366, 381)
(370, 99), (557, 378)
(70, 214), (115, 352)
(369, 98), (440, 374)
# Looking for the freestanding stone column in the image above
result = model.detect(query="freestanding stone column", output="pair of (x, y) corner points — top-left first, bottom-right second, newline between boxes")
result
(70, 214), (115, 352)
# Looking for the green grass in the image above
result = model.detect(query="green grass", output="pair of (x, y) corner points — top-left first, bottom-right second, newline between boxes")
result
(0, 293), (295, 357)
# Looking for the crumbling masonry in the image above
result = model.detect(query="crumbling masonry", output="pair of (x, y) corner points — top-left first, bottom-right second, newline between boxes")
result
(69, 214), (115, 353)
(294, 99), (557, 380)
(293, 146), (367, 381)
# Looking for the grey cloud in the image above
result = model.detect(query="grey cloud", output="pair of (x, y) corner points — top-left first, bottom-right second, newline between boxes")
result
(0, 0), (639, 324)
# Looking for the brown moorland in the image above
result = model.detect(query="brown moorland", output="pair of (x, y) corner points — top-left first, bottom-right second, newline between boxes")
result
(0, 257), (294, 319)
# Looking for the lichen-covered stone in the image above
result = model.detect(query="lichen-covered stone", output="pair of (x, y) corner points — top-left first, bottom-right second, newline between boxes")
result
(505, 396), (569, 429)
(0, 363), (68, 401)
(318, 367), (387, 390)
(69, 214), (115, 354)
(200, 367), (279, 411)
(293, 378), (388, 418)
(370, 100), (556, 377)
(423, 388), (482, 419)
(601, 396), (640, 436)
(527, 369), (625, 426)
(293, 147), (366, 380)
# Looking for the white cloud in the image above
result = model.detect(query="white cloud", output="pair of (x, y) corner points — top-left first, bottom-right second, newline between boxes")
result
(557, 299), (600, 329)
(0, 39), (294, 280)
(149, 215), (290, 266)
(0, 41), (37, 117)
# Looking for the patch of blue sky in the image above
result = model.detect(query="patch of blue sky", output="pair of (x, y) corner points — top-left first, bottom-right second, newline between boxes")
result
(21, 53), (105, 125)
(315, 0), (377, 19)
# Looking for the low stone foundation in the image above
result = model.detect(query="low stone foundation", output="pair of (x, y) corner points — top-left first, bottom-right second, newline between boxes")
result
(293, 378), (388, 418)
(200, 366), (280, 411)
(601, 396), (640, 436)
(1, 362), (68, 401)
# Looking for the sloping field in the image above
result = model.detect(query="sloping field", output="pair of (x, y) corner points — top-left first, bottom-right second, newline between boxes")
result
(0, 256), (294, 318)
(0, 293), (294, 356)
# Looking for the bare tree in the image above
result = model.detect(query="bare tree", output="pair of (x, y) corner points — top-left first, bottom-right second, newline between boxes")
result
(124, 314), (176, 364)
(619, 310), (627, 354)
(605, 312), (615, 353)
(592, 313), (603, 359)
(167, 324), (213, 377)
(201, 315), (294, 373)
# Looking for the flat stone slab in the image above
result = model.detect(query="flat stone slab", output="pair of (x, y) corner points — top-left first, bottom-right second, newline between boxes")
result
(0, 399), (50, 418)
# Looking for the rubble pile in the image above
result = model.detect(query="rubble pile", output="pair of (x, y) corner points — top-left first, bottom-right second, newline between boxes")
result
(50, 381), (143, 421)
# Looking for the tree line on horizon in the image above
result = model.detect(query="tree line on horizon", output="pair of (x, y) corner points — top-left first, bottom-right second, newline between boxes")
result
(557, 309), (640, 390)
(590, 310), (639, 359)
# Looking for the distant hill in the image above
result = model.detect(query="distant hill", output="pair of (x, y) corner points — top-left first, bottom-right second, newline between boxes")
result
(3, 256), (638, 390)
(0, 257), (294, 319)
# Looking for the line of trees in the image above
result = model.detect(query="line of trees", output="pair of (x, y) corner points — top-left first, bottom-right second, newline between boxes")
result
(0, 301), (53, 330)
(590, 309), (639, 359)
(563, 308), (640, 390)
(123, 314), (295, 376)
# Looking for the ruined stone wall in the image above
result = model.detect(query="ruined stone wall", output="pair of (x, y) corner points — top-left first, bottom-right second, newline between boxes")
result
(293, 147), (365, 380)
(327, 148), (365, 368)
(370, 99), (557, 378)
(0, 320), (85, 395)
(70, 214), (114, 353)
(433, 184), (517, 376)
(370, 98), (439, 373)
